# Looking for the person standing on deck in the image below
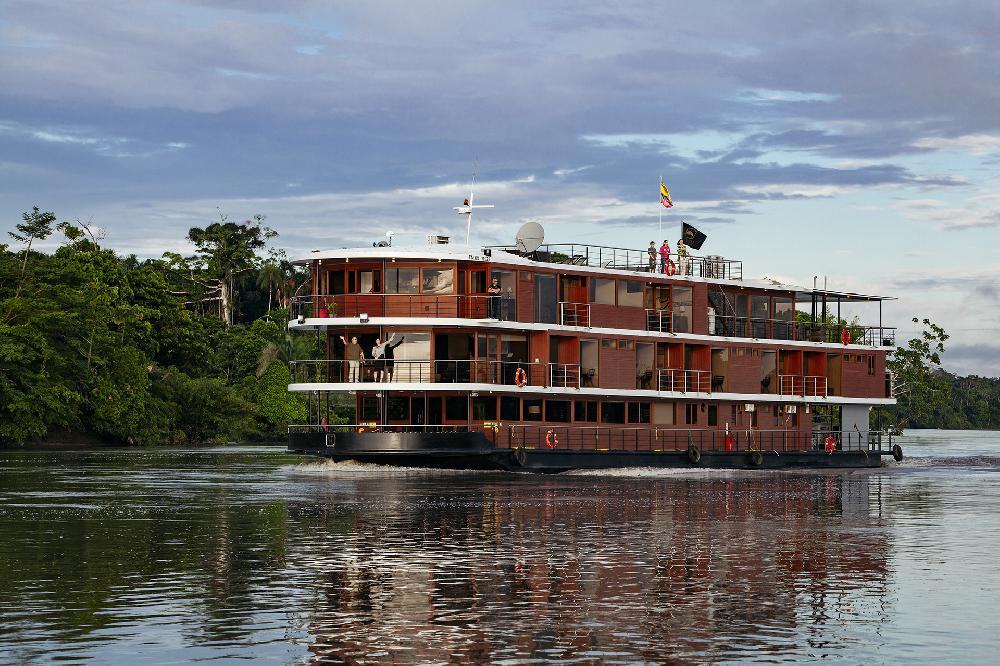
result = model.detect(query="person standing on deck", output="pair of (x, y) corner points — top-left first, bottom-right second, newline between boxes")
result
(371, 337), (387, 382)
(487, 277), (502, 319)
(339, 334), (365, 382)
(647, 242), (657, 272)
(659, 240), (671, 274)
(383, 332), (405, 382)
(677, 238), (689, 275)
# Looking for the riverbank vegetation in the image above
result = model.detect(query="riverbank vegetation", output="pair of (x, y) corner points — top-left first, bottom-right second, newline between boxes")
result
(1, 208), (351, 446)
(1, 207), (996, 445)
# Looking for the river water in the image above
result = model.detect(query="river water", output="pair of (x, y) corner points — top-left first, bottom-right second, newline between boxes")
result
(1, 430), (998, 663)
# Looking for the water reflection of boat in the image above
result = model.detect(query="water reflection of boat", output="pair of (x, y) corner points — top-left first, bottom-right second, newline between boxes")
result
(295, 474), (891, 662)
(287, 217), (902, 470)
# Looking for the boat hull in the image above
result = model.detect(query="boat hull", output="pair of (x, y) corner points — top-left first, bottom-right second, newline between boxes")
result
(287, 431), (888, 472)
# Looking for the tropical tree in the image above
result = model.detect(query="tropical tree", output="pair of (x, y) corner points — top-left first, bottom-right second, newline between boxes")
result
(7, 207), (59, 302)
(186, 213), (276, 325)
(257, 260), (283, 317)
(886, 317), (951, 428)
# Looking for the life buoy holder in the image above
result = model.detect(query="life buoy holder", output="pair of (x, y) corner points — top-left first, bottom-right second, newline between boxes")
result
(665, 259), (676, 276)
(545, 429), (558, 448)
(514, 367), (528, 388)
(841, 327), (850, 345)
(825, 435), (837, 453)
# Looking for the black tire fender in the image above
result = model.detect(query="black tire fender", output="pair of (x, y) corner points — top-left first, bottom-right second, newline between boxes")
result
(892, 443), (903, 462)
(749, 450), (764, 466)
(687, 445), (701, 464)
(513, 447), (527, 467)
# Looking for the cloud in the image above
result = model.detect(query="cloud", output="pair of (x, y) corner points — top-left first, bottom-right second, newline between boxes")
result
(0, 119), (188, 158)
(913, 134), (1000, 155)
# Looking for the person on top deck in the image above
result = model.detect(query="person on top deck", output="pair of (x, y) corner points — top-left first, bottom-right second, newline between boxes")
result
(487, 277), (502, 318)
(677, 238), (689, 275)
(659, 240), (671, 274)
(647, 241), (657, 272)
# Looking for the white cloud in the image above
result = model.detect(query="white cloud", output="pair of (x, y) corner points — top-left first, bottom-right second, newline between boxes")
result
(912, 134), (1000, 155)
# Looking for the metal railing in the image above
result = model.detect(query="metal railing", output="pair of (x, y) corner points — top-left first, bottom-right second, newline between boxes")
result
(487, 243), (743, 280)
(709, 316), (896, 347)
(559, 302), (591, 327)
(549, 363), (581, 388)
(291, 294), (516, 321)
(288, 423), (890, 454)
(657, 368), (712, 393)
(646, 308), (690, 333)
(779, 374), (828, 397)
(290, 359), (546, 386)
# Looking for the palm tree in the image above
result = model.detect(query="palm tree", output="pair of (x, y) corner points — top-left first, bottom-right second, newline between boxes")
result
(257, 261), (283, 318)
(256, 333), (317, 378)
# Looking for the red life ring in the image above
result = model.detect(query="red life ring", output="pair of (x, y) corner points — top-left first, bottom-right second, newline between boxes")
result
(665, 259), (676, 276)
(545, 429), (558, 448)
(824, 435), (836, 453)
(841, 327), (850, 345)
(514, 367), (528, 388)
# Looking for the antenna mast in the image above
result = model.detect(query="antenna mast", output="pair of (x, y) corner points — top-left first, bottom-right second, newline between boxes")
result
(453, 168), (494, 245)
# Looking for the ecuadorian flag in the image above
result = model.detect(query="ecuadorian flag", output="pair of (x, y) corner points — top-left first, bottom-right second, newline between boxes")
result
(660, 180), (673, 209)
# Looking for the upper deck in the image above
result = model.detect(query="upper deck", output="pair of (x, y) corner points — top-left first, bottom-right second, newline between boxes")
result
(292, 242), (895, 349)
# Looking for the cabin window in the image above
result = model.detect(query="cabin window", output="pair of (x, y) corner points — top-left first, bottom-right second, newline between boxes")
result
(361, 397), (380, 422)
(445, 396), (468, 421)
(524, 399), (543, 421)
(422, 267), (454, 294)
(867, 355), (875, 375)
(685, 403), (698, 425)
(545, 400), (571, 423)
(707, 405), (718, 426)
(471, 270), (487, 293)
(628, 402), (650, 424)
(535, 274), (558, 324)
(652, 402), (675, 425)
(617, 280), (644, 308)
(619, 340), (634, 350)
(330, 271), (345, 295)
(385, 267), (419, 293)
(601, 339), (617, 349)
(750, 295), (769, 320)
(601, 401), (626, 424)
(387, 397), (409, 421)
(472, 396), (497, 421)
(519, 271), (533, 282)
(360, 270), (380, 294)
(590, 278), (616, 305)
(500, 396), (520, 420)
(574, 400), (598, 422)
(673, 287), (693, 333)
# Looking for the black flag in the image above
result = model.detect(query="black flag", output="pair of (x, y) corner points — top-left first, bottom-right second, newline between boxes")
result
(682, 222), (707, 250)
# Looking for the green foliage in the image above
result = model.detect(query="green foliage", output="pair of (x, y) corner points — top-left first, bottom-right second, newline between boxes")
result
(886, 318), (952, 428)
(0, 206), (303, 447)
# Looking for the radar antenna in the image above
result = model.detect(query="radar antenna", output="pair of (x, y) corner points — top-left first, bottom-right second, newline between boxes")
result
(514, 221), (545, 254)
(453, 169), (494, 245)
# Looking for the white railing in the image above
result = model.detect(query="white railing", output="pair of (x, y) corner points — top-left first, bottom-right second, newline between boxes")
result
(559, 302), (591, 327)
(549, 363), (581, 388)
(779, 374), (828, 397)
(657, 368), (712, 393)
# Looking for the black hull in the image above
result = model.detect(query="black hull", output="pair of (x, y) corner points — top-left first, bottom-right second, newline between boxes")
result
(288, 431), (890, 472)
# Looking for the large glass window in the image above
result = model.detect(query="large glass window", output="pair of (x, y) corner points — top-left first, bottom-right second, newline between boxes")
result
(574, 400), (598, 422)
(500, 396), (520, 421)
(472, 396), (497, 420)
(445, 396), (468, 421)
(590, 278), (616, 305)
(388, 332), (431, 382)
(330, 271), (345, 295)
(422, 267), (454, 294)
(617, 280), (644, 308)
(673, 286), (693, 333)
(628, 402), (650, 424)
(385, 267), (419, 293)
(471, 270), (487, 293)
(750, 295), (769, 319)
(545, 400), (571, 423)
(360, 270), (380, 294)
(535, 274), (557, 323)
(601, 401), (626, 424)
(524, 399), (543, 421)
(491, 270), (516, 321)
(387, 397), (409, 420)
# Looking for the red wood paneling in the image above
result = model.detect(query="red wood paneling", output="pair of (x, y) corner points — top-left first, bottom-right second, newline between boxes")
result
(599, 347), (637, 389)
(590, 305), (645, 330)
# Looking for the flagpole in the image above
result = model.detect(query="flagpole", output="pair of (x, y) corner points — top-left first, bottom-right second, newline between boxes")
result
(658, 175), (662, 238)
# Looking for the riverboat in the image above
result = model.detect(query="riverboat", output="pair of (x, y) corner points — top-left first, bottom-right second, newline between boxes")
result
(286, 216), (902, 471)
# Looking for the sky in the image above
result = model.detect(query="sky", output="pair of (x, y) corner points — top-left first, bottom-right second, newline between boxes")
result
(2, 1), (999, 376)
